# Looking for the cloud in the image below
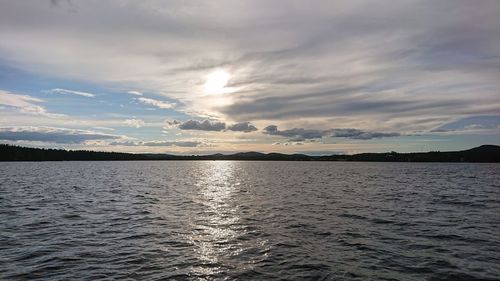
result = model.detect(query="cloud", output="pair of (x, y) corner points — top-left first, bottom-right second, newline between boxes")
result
(226, 122), (258, 132)
(264, 125), (399, 141)
(1, 90), (44, 111)
(178, 119), (226, 131)
(127, 90), (143, 96)
(0, 126), (120, 143)
(124, 118), (145, 128)
(264, 125), (324, 141)
(45, 88), (95, 97)
(330, 129), (400, 140)
(170, 119), (258, 132)
(50, 0), (74, 9)
(136, 97), (175, 109)
(0, 90), (62, 117)
(94, 126), (115, 131)
(163, 120), (181, 129)
(432, 115), (500, 132)
(272, 141), (304, 146)
(0, 1), (499, 137)
(110, 140), (201, 147)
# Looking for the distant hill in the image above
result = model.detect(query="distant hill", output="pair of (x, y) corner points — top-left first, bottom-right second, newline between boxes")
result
(317, 145), (500, 163)
(0, 144), (499, 162)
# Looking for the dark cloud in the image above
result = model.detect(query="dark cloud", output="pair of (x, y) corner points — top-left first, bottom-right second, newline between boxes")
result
(163, 120), (181, 129)
(178, 119), (226, 131)
(0, 127), (119, 143)
(331, 129), (400, 140)
(227, 122), (258, 132)
(174, 119), (257, 133)
(110, 140), (201, 147)
(264, 125), (278, 134)
(165, 120), (181, 126)
(264, 125), (324, 141)
(264, 125), (399, 141)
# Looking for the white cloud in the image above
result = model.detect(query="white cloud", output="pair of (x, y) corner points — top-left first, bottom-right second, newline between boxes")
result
(124, 118), (145, 128)
(0, 90), (62, 118)
(94, 126), (115, 131)
(127, 90), (143, 96)
(1, 90), (43, 109)
(136, 97), (175, 109)
(46, 88), (95, 97)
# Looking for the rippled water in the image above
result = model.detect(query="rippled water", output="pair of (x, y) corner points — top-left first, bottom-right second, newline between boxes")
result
(1, 161), (499, 280)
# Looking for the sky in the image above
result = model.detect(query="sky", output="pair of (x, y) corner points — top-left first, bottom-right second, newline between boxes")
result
(0, 0), (499, 155)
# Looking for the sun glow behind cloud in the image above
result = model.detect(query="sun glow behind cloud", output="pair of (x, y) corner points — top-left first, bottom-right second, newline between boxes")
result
(204, 70), (230, 95)
(196, 69), (237, 111)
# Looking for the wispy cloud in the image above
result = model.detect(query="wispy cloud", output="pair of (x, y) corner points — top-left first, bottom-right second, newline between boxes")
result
(45, 88), (95, 98)
(136, 97), (175, 109)
(0, 90), (62, 118)
(432, 115), (500, 133)
(1, 90), (43, 111)
(110, 140), (202, 147)
(0, 126), (120, 143)
(127, 90), (143, 96)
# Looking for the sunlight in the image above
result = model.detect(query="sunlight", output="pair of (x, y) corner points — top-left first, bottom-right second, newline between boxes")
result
(204, 69), (230, 94)
(185, 161), (264, 275)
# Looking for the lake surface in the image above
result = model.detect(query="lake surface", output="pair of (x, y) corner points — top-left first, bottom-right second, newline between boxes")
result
(1, 161), (499, 280)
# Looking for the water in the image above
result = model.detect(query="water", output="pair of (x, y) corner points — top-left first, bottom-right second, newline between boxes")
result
(1, 161), (499, 281)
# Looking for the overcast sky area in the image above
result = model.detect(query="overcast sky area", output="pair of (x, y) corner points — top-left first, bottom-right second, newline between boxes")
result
(0, 0), (499, 154)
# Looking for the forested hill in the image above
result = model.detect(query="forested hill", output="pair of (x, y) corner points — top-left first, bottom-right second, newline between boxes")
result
(0, 144), (150, 161)
(1, 144), (499, 162)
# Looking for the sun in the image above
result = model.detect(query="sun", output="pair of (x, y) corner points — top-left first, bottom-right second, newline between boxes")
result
(204, 70), (230, 94)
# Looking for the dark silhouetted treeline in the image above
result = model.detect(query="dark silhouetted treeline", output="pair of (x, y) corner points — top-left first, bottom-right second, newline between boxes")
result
(0, 144), (149, 161)
(1, 144), (499, 162)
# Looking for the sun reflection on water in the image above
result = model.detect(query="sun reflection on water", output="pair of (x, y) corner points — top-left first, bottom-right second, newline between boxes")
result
(187, 161), (250, 277)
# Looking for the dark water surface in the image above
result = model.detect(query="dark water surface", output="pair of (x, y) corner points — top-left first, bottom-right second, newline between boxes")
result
(1, 161), (499, 280)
